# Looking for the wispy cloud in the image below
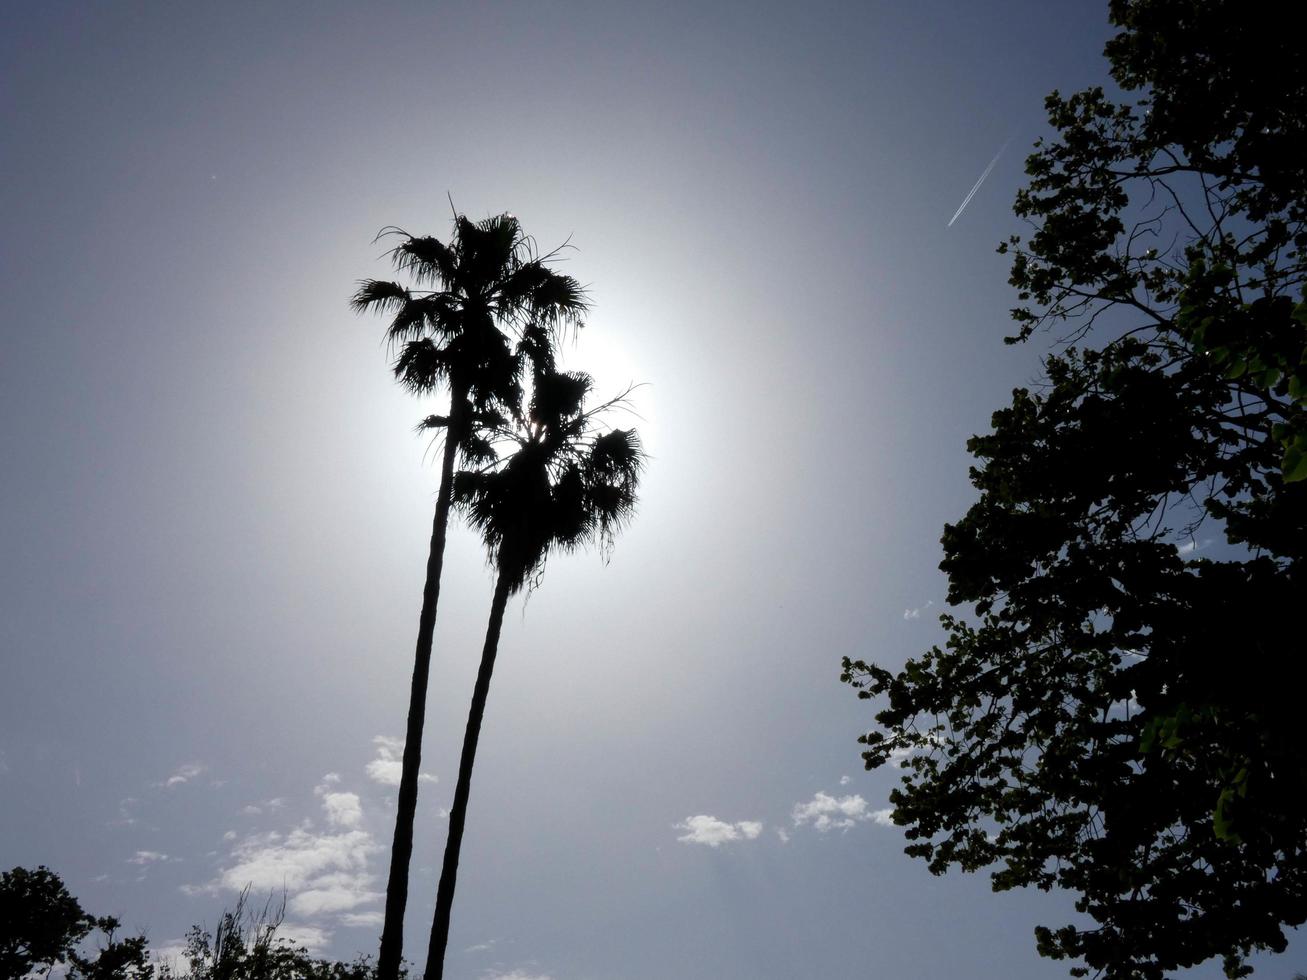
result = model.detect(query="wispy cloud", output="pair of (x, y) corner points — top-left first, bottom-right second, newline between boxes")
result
(113, 797), (140, 827)
(792, 792), (894, 832)
(481, 970), (552, 980)
(159, 763), (205, 788)
(127, 850), (169, 865)
(241, 797), (287, 817)
(366, 736), (437, 788)
(903, 600), (934, 620)
(675, 815), (764, 847)
(185, 774), (381, 944)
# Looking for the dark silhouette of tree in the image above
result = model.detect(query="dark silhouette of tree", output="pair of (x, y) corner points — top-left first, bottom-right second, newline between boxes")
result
(351, 212), (585, 980)
(67, 922), (151, 980)
(423, 371), (644, 979)
(843, 1), (1305, 978)
(2, 865), (96, 979)
(2, 867), (399, 980)
(156, 886), (402, 980)
(1, 866), (150, 980)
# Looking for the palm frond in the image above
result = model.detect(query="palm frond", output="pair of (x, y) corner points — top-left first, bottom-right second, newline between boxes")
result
(350, 279), (411, 315)
(390, 236), (457, 288)
(532, 371), (594, 430)
(459, 435), (499, 468)
(515, 323), (556, 378)
(393, 339), (451, 393)
(384, 294), (462, 347)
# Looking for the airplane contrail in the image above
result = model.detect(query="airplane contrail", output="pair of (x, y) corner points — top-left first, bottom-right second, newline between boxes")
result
(947, 140), (1009, 227)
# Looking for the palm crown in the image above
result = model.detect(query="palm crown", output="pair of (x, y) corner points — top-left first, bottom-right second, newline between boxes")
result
(351, 213), (587, 419)
(453, 370), (644, 593)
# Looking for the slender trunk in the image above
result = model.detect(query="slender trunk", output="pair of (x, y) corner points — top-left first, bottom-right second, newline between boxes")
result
(376, 390), (469, 980)
(424, 569), (514, 980)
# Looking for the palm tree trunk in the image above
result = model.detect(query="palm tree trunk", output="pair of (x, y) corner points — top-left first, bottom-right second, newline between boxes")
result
(424, 568), (514, 980)
(376, 390), (469, 980)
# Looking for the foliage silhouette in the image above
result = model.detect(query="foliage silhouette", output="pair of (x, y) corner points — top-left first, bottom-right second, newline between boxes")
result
(351, 210), (585, 980)
(2, 866), (404, 980)
(154, 887), (401, 980)
(2, 865), (100, 979)
(843, 1), (1305, 978)
(423, 370), (644, 979)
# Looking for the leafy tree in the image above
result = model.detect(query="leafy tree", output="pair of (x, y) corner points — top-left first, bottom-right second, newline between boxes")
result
(423, 371), (644, 979)
(156, 887), (401, 980)
(67, 921), (152, 980)
(843, 1), (1305, 978)
(1, 865), (96, 979)
(1, 866), (150, 980)
(352, 212), (585, 980)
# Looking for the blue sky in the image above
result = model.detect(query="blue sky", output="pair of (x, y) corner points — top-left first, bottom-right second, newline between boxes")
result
(2, 3), (1292, 978)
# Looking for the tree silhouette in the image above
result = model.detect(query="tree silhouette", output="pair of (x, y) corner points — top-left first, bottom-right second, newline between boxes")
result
(422, 371), (644, 979)
(351, 213), (585, 980)
(1, 865), (96, 979)
(1, 865), (151, 980)
(843, 1), (1306, 977)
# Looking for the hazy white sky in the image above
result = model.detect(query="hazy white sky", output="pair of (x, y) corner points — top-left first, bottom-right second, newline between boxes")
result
(0, 3), (1280, 978)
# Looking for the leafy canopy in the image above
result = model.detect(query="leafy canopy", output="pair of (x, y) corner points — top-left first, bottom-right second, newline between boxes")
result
(843, 1), (1306, 978)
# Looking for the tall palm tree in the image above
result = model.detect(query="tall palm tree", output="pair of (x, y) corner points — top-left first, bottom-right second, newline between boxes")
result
(423, 371), (644, 979)
(351, 214), (585, 980)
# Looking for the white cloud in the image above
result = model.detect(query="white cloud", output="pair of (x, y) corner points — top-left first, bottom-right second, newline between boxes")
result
(208, 825), (377, 894)
(481, 971), (552, 980)
(315, 781), (363, 829)
(321, 793), (362, 828)
(675, 814), (764, 847)
(775, 828), (790, 844)
(187, 778), (382, 938)
(128, 850), (168, 865)
(366, 736), (437, 788)
(903, 600), (934, 620)
(277, 923), (332, 953)
(839, 774), (851, 786)
(241, 797), (287, 817)
(792, 792), (892, 833)
(288, 870), (381, 917)
(340, 910), (384, 928)
(869, 808), (896, 827)
(161, 763), (205, 787)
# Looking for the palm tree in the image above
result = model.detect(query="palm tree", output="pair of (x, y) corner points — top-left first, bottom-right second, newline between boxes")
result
(351, 213), (585, 980)
(423, 371), (644, 979)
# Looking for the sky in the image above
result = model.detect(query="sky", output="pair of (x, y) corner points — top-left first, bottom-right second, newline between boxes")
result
(1, 3), (1296, 979)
